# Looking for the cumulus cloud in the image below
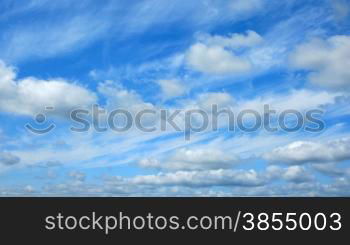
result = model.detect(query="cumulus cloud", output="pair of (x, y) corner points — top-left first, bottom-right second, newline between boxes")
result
(0, 61), (97, 116)
(139, 148), (239, 171)
(290, 35), (350, 90)
(0, 152), (20, 166)
(186, 43), (252, 75)
(267, 165), (314, 183)
(156, 79), (187, 100)
(282, 166), (314, 183)
(264, 137), (350, 164)
(185, 31), (263, 75)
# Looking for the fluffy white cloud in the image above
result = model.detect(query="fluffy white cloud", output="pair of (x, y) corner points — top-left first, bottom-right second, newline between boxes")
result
(264, 137), (350, 164)
(0, 61), (97, 116)
(283, 166), (313, 182)
(185, 30), (263, 75)
(186, 43), (252, 75)
(156, 79), (186, 100)
(139, 148), (239, 171)
(290, 35), (350, 90)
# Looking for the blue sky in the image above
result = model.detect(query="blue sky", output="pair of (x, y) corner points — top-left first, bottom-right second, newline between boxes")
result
(1, 0), (350, 196)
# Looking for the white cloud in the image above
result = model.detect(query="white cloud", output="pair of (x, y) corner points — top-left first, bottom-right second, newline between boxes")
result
(267, 165), (314, 183)
(97, 80), (154, 112)
(185, 30), (266, 75)
(0, 61), (97, 116)
(182, 92), (235, 111)
(198, 30), (263, 48)
(181, 89), (339, 116)
(139, 148), (239, 171)
(264, 137), (350, 164)
(156, 79), (187, 100)
(186, 43), (252, 75)
(283, 166), (313, 183)
(290, 35), (350, 90)
(237, 89), (340, 112)
(131, 169), (266, 187)
(311, 162), (349, 177)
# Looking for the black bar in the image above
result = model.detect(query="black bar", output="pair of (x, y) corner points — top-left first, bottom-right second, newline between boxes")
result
(0, 198), (348, 243)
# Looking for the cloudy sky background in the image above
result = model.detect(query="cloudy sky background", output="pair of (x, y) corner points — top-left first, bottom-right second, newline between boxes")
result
(1, 0), (350, 196)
